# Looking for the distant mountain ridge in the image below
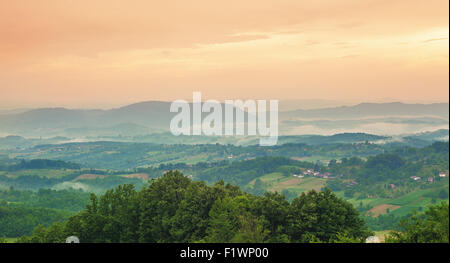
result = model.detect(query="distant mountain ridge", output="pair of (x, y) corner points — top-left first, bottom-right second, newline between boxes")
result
(281, 102), (449, 119)
(0, 101), (448, 137)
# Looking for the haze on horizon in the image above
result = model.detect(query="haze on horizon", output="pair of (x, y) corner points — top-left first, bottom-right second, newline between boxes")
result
(0, 0), (448, 110)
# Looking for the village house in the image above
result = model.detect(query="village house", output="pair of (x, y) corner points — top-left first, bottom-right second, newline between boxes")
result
(348, 181), (358, 186)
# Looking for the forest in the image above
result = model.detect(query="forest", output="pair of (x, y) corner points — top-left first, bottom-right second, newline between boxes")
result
(11, 171), (448, 243)
(15, 171), (373, 243)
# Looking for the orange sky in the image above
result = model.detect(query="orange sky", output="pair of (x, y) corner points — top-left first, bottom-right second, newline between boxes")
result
(0, 0), (448, 109)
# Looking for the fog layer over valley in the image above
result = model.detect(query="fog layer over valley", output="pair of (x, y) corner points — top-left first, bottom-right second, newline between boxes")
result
(0, 101), (448, 142)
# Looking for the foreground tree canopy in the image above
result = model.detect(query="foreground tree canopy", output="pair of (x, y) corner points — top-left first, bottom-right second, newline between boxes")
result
(386, 201), (449, 243)
(18, 171), (372, 243)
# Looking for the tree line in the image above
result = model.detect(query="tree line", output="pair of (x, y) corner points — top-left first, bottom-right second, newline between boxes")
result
(16, 171), (372, 243)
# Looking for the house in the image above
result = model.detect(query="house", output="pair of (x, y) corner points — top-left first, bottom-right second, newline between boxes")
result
(439, 172), (447, 178)
(427, 177), (434, 182)
(348, 181), (358, 186)
(389, 184), (396, 189)
(410, 176), (421, 181)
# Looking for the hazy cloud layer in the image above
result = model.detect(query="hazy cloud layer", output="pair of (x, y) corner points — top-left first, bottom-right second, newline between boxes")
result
(0, 0), (448, 108)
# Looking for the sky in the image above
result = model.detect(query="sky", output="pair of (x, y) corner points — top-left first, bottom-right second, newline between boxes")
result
(0, 0), (448, 109)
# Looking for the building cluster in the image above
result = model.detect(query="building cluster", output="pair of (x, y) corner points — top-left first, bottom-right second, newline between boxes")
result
(297, 169), (341, 179)
(409, 171), (448, 183)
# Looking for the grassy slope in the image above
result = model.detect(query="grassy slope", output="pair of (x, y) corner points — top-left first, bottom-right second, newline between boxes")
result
(0, 169), (73, 179)
(336, 180), (449, 218)
(246, 171), (327, 195)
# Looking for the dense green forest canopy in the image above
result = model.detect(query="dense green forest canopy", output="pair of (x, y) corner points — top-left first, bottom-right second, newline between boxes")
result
(386, 201), (449, 243)
(0, 189), (90, 237)
(0, 201), (72, 237)
(0, 188), (90, 211)
(17, 171), (373, 243)
(0, 159), (80, 171)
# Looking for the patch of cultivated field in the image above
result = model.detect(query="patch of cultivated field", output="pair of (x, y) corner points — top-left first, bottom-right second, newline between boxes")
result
(338, 181), (449, 219)
(268, 177), (326, 194)
(366, 204), (401, 217)
(121, 173), (149, 180)
(156, 153), (211, 165)
(2, 169), (73, 178)
(248, 172), (285, 185)
(73, 174), (105, 181)
(260, 173), (285, 183)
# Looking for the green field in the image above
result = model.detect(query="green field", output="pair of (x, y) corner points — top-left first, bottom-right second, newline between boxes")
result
(0, 169), (74, 179)
(338, 181), (449, 218)
(246, 171), (326, 197)
(269, 177), (326, 194)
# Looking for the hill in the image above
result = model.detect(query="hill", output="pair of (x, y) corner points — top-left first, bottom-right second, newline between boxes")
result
(0, 102), (448, 138)
(281, 102), (449, 119)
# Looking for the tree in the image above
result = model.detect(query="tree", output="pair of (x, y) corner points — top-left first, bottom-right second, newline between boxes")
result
(287, 188), (372, 242)
(206, 197), (240, 242)
(17, 171), (374, 243)
(231, 214), (270, 243)
(328, 159), (337, 167)
(386, 202), (449, 243)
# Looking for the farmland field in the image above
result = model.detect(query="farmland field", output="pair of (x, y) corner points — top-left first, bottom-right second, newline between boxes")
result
(268, 177), (326, 194)
(338, 179), (449, 218)
(245, 171), (327, 196)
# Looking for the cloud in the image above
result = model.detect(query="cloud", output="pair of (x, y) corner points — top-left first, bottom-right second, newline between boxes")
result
(423, 37), (448, 43)
(0, 0), (448, 107)
(1, 0), (447, 57)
